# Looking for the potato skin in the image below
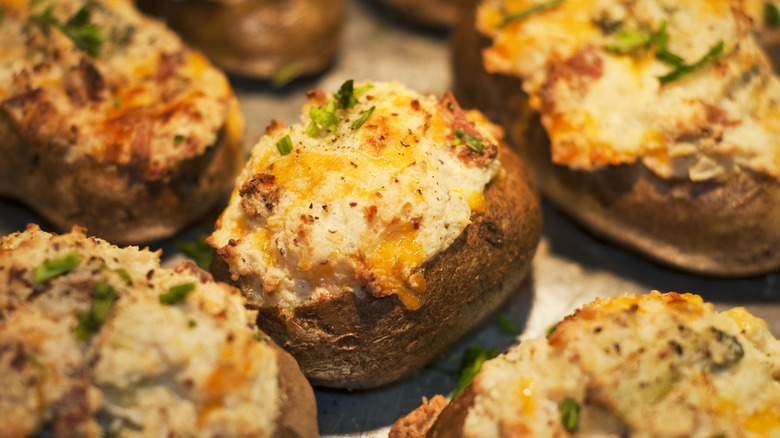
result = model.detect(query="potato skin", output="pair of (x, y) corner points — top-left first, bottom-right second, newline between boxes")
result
(267, 340), (320, 438)
(0, 113), (243, 245)
(452, 0), (780, 276)
(212, 144), (542, 389)
(377, 0), (464, 29)
(136, 0), (344, 79)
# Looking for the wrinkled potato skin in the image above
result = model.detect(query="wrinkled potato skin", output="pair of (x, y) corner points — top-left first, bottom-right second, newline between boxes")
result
(426, 385), (476, 438)
(0, 112), (243, 245)
(267, 339), (320, 438)
(452, 0), (780, 276)
(212, 145), (542, 389)
(137, 0), (344, 79)
(377, 0), (464, 28)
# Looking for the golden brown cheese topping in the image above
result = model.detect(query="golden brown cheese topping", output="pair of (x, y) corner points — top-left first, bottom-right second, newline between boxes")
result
(477, 0), (780, 181)
(463, 291), (780, 437)
(210, 81), (502, 310)
(0, 0), (243, 180)
(0, 225), (280, 438)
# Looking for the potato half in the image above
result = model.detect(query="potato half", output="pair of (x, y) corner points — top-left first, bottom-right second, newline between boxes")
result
(453, 0), (780, 276)
(209, 80), (542, 388)
(0, 225), (318, 438)
(136, 0), (344, 80)
(392, 291), (780, 437)
(0, 0), (244, 244)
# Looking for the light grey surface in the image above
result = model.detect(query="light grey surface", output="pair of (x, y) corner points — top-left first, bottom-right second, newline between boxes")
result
(1, 1), (779, 437)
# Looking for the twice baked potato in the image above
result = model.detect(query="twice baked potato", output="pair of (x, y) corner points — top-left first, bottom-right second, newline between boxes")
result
(136, 0), (344, 80)
(392, 291), (780, 437)
(0, 224), (317, 438)
(453, 0), (780, 276)
(0, 0), (244, 244)
(377, 0), (464, 29)
(208, 80), (542, 388)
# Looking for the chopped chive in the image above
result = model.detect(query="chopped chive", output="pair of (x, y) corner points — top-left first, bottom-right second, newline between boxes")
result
(173, 234), (213, 271)
(354, 84), (374, 94)
(29, 5), (103, 57)
(604, 30), (652, 54)
(270, 63), (300, 88)
(351, 106), (375, 130)
(658, 40), (724, 83)
(174, 134), (185, 144)
(113, 97), (121, 108)
(310, 106), (339, 131)
(559, 397), (580, 432)
(335, 79), (359, 109)
(159, 283), (195, 305)
(114, 268), (132, 285)
(275, 134), (293, 156)
(33, 251), (80, 283)
(546, 323), (558, 337)
(452, 347), (500, 397)
(653, 21), (684, 66)
(767, 2), (780, 28)
(74, 281), (117, 340)
(499, 0), (563, 27)
(305, 120), (321, 138)
(188, 319), (197, 328)
(496, 314), (522, 337)
(454, 129), (487, 153)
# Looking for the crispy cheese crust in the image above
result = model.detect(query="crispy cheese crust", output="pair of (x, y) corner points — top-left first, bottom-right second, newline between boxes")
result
(397, 292), (780, 437)
(0, 225), (317, 438)
(209, 81), (542, 388)
(0, 0), (244, 244)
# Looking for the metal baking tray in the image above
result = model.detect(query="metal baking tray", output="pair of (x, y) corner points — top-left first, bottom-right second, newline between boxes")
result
(1, 1), (778, 436)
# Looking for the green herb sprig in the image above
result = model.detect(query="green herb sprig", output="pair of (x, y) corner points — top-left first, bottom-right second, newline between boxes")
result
(658, 40), (724, 83)
(766, 2), (780, 28)
(351, 106), (375, 130)
(159, 283), (195, 305)
(75, 281), (117, 340)
(559, 397), (580, 432)
(33, 251), (80, 283)
(276, 134), (293, 156)
(452, 347), (500, 397)
(29, 5), (103, 57)
(499, 0), (563, 28)
(454, 129), (488, 153)
(307, 80), (375, 136)
(173, 234), (214, 271)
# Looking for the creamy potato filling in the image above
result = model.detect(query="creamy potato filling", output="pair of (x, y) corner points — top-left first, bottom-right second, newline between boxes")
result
(477, 0), (780, 181)
(210, 81), (501, 310)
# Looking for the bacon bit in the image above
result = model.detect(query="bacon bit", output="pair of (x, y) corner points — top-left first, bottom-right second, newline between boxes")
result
(350, 161), (358, 168)
(306, 89), (328, 104)
(411, 99), (421, 111)
(375, 192), (383, 198)
(240, 173), (281, 218)
(537, 46), (604, 115)
(300, 214), (315, 224)
(350, 202), (358, 207)
(364, 205), (378, 220)
(265, 119), (286, 135)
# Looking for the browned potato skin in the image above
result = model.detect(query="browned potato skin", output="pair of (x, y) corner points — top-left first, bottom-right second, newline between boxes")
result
(452, 0), (780, 276)
(377, 0), (464, 29)
(0, 114), (243, 245)
(136, 0), (344, 79)
(388, 386), (475, 438)
(211, 145), (542, 389)
(267, 339), (320, 438)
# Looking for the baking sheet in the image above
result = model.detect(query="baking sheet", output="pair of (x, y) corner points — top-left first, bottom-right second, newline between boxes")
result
(1, 0), (779, 436)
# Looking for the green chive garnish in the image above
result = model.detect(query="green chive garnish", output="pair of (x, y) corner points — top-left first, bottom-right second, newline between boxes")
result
(559, 397), (580, 432)
(658, 40), (724, 83)
(496, 314), (522, 337)
(174, 134), (185, 144)
(173, 234), (213, 270)
(766, 2), (780, 28)
(335, 79), (359, 110)
(74, 281), (117, 340)
(29, 5), (103, 57)
(452, 347), (500, 397)
(159, 283), (195, 305)
(276, 134), (293, 156)
(603, 30), (652, 54)
(546, 323), (558, 337)
(455, 129), (487, 153)
(310, 106), (339, 131)
(351, 106), (375, 130)
(305, 120), (321, 138)
(33, 251), (80, 283)
(499, 0), (563, 27)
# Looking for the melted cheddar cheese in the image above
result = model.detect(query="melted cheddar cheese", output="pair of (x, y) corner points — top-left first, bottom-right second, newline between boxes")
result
(477, 0), (780, 181)
(462, 292), (780, 437)
(0, 0), (242, 180)
(210, 81), (502, 310)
